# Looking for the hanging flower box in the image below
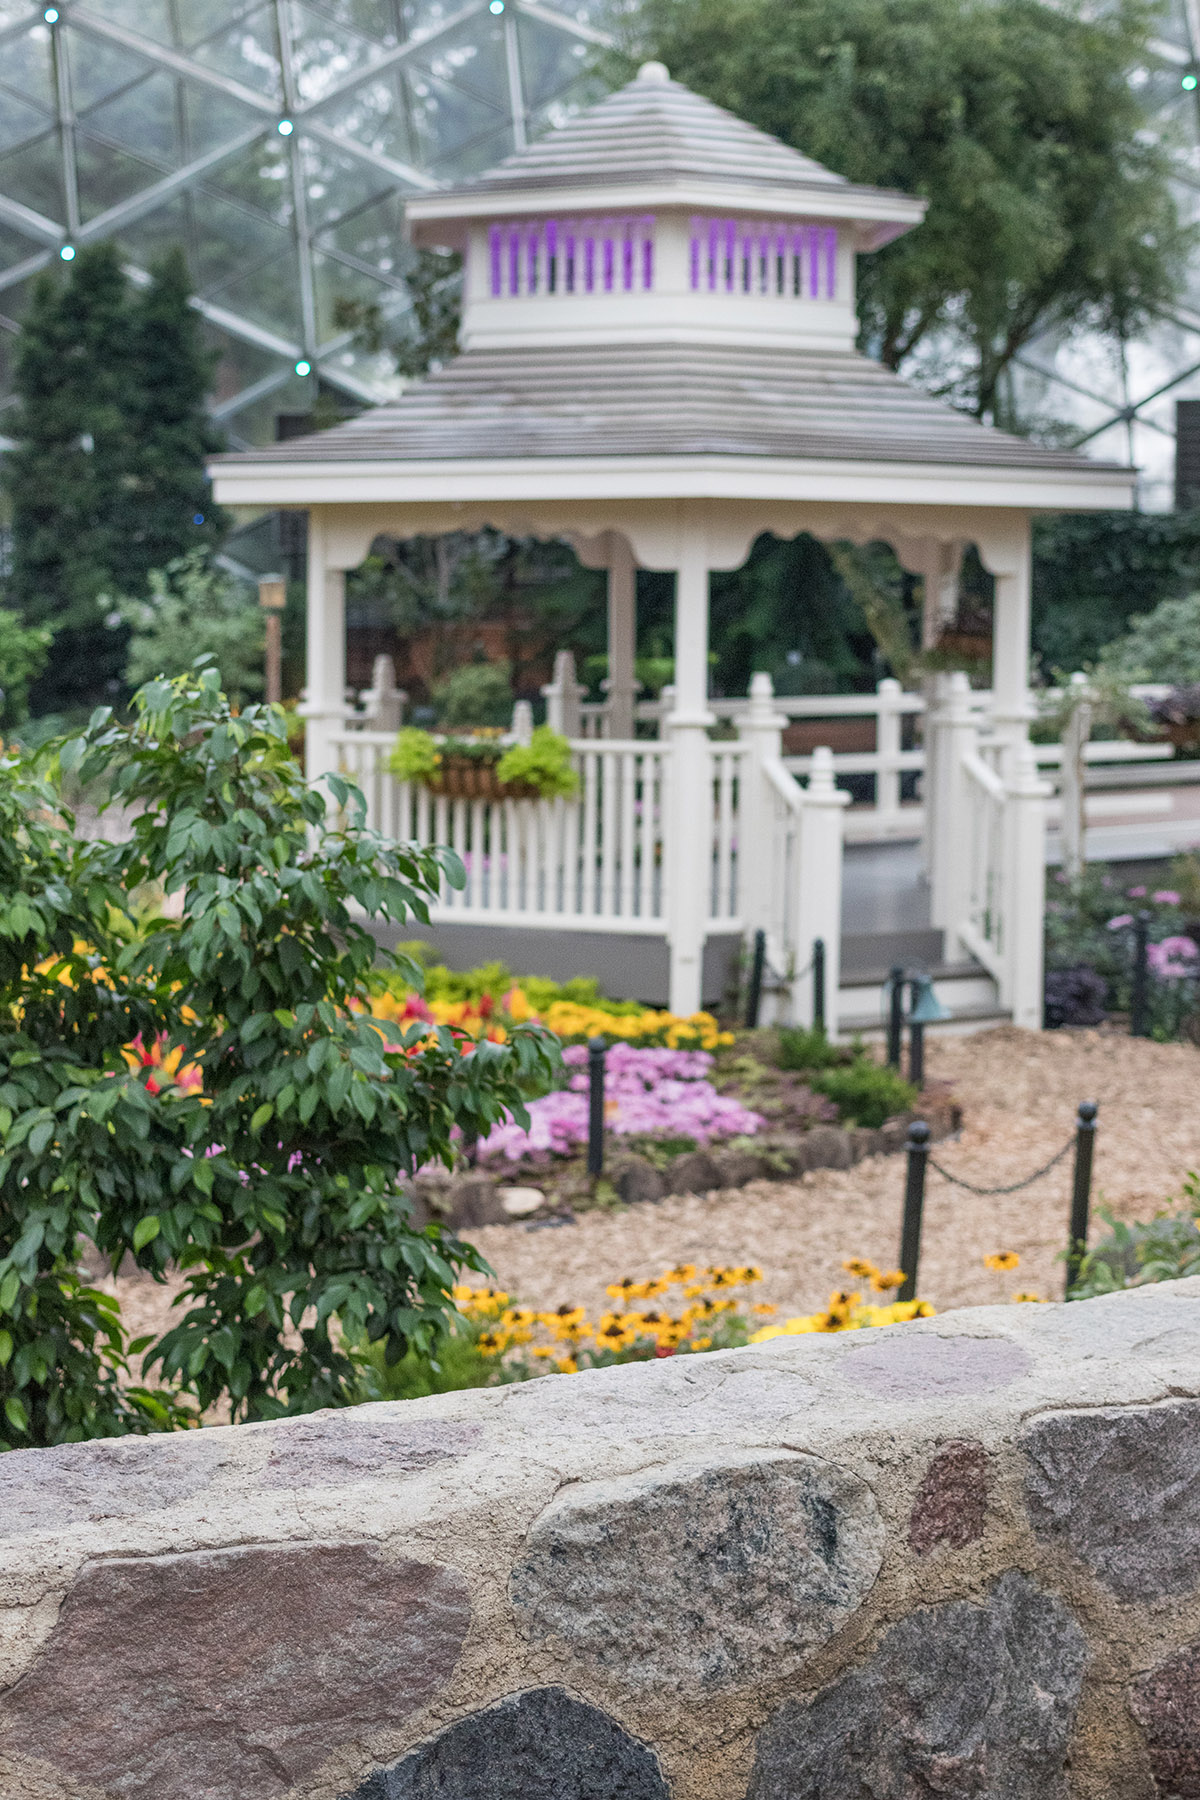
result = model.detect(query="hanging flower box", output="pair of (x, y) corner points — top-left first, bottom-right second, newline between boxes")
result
(426, 754), (540, 801)
(388, 726), (580, 801)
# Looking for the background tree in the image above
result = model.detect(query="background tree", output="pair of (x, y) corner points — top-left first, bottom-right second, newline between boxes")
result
(121, 247), (229, 593)
(1031, 510), (1200, 673)
(620, 0), (1185, 422)
(114, 550), (264, 708)
(0, 611), (53, 732)
(3, 244), (135, 711)
(3, 246), (226, 716)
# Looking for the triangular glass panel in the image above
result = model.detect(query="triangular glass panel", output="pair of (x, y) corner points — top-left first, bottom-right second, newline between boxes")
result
(0, 89), (52, 160)
(0, 24), (56, 112)
(285, 0), (398, 107)
(81, 0), (178, 47)
(515, 10), (593, 114)
(317, 187), (408, 273)
(66, 30), (156, 115)
(187, 5), (283, 102)
(294, 134), (400, 235)
(0, 132), (65, 228)
(75, 134), (172, 226)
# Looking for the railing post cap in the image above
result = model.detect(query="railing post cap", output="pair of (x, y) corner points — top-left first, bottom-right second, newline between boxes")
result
(588, 1035), (607, 1054)
(1077, 1099), (1099, 1125)
(906, 1118), (932, 1148)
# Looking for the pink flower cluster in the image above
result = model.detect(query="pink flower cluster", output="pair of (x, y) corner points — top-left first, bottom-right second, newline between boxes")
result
(477, 1042), (764, 1163)
(1147, 935), (1200, 981)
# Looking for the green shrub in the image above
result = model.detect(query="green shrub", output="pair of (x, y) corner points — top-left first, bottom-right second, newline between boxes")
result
(811, 1061), (917, 1128)
(432, 660), (513, 727)
(1069, 1180), (1200, 1299)
(776, 1025), (846, 1071)
(0, 670), (558, 1446)
(389, 727), (440, 783)
(496, 725), (579, 799)
(353, 1318), (498, 1401)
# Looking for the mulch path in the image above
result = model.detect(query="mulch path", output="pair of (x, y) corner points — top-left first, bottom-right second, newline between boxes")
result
(461, 1026), (1200, 1321)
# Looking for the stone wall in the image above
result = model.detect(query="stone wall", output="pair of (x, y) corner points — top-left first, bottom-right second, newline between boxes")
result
(2, 1280), (1200, 1799)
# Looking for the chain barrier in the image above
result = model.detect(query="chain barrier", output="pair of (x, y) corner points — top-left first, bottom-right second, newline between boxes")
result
(925, 1133), (1075, 1198)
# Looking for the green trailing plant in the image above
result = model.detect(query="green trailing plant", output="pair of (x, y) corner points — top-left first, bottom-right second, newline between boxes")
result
(0, 669), (558, 1446)
(1069, 1182), (1200, 1299)
(389, 727), (441, 783)
(496, 726), (580, 799)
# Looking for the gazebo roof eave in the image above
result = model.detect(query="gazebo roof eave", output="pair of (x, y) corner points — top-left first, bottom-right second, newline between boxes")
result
(209, 449), (1135, 515)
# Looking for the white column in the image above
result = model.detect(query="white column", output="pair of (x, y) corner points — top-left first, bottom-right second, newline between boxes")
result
(665, 531), (714, 1016)
(1003, 738), (1051, 1029)
(604, 534), (639, 740)
(991, 528), (1034, 767)
(875, 677), (903, 827)
(1059, 672), (1091, 884)
(916, 539), (962, 650)
(926, 671), (977, 960)
(794, 746), (849, 1034)
(736, 670), (787, 950)
(301, 512), (346, 789)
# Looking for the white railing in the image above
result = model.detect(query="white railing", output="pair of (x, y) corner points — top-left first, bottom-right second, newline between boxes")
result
(333, 734), (670, 928)
(709, 743), (747, 924)
(958, 748), (1007, 984)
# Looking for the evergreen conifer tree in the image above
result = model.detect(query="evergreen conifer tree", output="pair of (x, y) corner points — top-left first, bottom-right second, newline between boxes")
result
(122, 247), (228, 592)
(3, 243), (135, 711)
(3, 244), (227, 714)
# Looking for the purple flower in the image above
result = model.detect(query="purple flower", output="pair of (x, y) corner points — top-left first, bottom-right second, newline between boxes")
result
(1147, 936), (1200, 981)
(1128, 885), (1147, 898)
(1106, 914), (1134, 931)
(1153, 890), (1182, 906)
(476, 1043), (765, 1162)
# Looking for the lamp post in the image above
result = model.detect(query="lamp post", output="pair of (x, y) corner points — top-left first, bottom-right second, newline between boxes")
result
(258, 575), (286, 705)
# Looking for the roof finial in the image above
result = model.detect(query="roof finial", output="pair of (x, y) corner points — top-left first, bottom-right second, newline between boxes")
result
(636, 61), (670, 83)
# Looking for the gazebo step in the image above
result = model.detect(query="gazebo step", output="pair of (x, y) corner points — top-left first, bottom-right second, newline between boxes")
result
(837, 962), (1006, 1038)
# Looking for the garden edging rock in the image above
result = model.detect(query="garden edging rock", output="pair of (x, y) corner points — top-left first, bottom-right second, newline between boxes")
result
(423, 1104), (961, 1229)
(3, 1279), (1200, 1799)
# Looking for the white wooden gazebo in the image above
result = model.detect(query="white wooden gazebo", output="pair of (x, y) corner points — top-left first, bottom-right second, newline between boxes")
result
(212, 62), (1133, 1030)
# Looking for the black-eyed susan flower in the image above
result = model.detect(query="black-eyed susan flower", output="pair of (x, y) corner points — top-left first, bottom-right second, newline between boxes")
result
(985, 1252), (1020, 1272)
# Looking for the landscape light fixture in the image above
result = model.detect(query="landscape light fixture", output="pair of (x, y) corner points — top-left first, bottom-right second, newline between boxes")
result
(294, 358), (312, 376)
(44, 7), (59, 21)
(258, 577), (287, 706)
(1185, 73), (1198, 89)
(59, 243), (74, 260)
(278, 118), (294, 135)
(490, 4), (505, 15)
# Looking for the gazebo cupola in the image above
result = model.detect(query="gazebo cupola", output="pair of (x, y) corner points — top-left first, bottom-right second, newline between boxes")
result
(405, 60), (925, 355)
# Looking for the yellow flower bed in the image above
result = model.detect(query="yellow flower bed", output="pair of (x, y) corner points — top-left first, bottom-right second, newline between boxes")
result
(451, 1256), (936, 1377)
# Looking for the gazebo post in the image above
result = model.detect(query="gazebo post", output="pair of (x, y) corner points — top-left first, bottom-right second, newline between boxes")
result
(665, 529), (715, 1016)
(603, 533), (639, 740)
(989, 525), (1050, 1027)
(301, 511), (347, 791)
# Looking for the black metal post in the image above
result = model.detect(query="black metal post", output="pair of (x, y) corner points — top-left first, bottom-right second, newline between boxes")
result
(745, 928), (766, 1029)
(908, 1019), (925, 1090)
(887, 965), (905, 1069)
(812, 937), (826, 1034)
(1131, 912), (1151, 1038)
(587, 1036), (607, 1177)
(1065, 1100), (1099, 1297)
(897, 1120), (931, 1303)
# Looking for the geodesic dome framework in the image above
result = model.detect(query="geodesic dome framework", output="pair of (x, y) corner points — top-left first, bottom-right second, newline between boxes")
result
(0, 0), (607, 452)
(4, 1), (1200, 504)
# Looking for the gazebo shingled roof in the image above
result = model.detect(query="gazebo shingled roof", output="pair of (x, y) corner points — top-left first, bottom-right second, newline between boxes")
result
(222, 342), (1125, 474)
(445, 65), (861, 198)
